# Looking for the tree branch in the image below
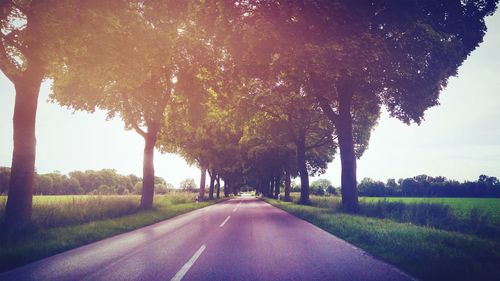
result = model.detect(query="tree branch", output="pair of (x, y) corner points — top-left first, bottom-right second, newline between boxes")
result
(0, 38), (22, 83)
(315, 92), (339, 125)
(9, 0), (28, 15)
(306, 133), (331, 150)
(3, 30), (27, 54)
(131, 122), (147, 138)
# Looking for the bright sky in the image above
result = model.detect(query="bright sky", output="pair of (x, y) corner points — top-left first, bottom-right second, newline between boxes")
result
(0, 13), (499, 188)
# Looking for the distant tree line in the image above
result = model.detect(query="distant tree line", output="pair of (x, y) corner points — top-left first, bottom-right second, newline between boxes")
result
(0, 167), (199, 195)
(288, 175), (500, 198)
(357, 175), (500, 198)
(291, 179), (338, 196)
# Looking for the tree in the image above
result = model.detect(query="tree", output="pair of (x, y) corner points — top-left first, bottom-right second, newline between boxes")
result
(326, 185), (337, 196)
(243, 81), (337, 203)
(34, 175), (54, 195)
(51, 1), (215, 209)
(358, 178), (386, 197)
(311, 179), (333, 196)
(314, 0), (497, 211)
(133, 182), (142, 195)
(226, 0), (498, 212)
(179, 178), (197, 192)
(0, 167), (11, 194)
(0, 0), (90, 226)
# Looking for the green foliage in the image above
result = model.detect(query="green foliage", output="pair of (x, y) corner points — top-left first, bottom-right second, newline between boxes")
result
(0, 167), (10, 194)
(91, 185), (117, 195)
(310, 179), (333, 196)
(358, 175), (500, 197)
(358, 178), (386, 197)
(287, 193), (500, 240)
(363, 197), (500, 224)
(155, 183), (173, 194)
(133, 182), (143, 195)
(179, 178), (197, 192)
(0, 167), (174, 196)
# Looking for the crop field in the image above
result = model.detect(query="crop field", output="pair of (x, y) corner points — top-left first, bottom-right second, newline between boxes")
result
(362, 197), (500, 223)
(289, 193), (500, 224)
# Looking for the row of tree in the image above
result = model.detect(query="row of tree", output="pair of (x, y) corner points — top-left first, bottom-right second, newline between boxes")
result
(0, 167), (201, 195)
(1, 0), (497, 227)
(3, 165), (496, 198)
(357, 175), (500, 198)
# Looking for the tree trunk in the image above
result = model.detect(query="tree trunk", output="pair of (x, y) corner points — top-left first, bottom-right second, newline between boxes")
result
(315, 82), (359, 212)
(268, 179), (273, 198)
(274, 175), (281, 199)
(224, 181), (229, 197)
(257, 180), (263, 196)
(296, 138), (310, 204)
(140, 128), (158, 209)
(337, 91), (358, 212)
(284, 169), (291, 202)
(198, 165), (207, 201)
(208, 173), (215, 199)
(5, 76), (42, 227)
(215, 175), (220, 199)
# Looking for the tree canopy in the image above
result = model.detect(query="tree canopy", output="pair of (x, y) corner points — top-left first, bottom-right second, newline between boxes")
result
(1, 0), (498, 226)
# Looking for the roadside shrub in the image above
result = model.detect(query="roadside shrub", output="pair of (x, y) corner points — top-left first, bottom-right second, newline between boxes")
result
(327, 186), (338, 195)
(167, 192), (196, 205)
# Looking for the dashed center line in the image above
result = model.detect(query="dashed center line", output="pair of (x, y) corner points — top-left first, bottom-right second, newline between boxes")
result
(219, 215), (231, 227)
(233, 207), (238, 212)
(170, 244), (206, 281)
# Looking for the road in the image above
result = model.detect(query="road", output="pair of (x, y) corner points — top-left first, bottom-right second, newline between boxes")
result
(0, 197), (416, 281)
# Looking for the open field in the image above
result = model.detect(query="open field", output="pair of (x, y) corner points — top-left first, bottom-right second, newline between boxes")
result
(289, 193), (500, 223)
(265, 197), (500, 281)
(363, 197), (500, 222)
(0, 193), (220, 272)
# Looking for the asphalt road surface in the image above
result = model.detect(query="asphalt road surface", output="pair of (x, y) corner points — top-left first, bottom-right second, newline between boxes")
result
(0, 197), (416, 281)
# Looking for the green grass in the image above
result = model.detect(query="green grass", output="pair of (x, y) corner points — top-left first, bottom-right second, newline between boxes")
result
(289, 193), (500, 223)
(363, 197), (500, 222)
(265, 198), (500, 281)
(0, 193), (219, 272)
(289, 193), (499, 239)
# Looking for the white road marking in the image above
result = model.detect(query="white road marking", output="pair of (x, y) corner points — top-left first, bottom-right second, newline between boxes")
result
(219, 216), (231, 227)
(170, 244), (206, 281)
(233, 207), (238, 212)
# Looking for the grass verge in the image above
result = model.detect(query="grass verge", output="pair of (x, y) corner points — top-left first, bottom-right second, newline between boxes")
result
(264, 198), (500, 281)
(0, 194), (220, 272)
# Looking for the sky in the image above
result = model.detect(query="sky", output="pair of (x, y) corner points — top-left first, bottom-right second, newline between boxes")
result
(0, 13), (499, 188)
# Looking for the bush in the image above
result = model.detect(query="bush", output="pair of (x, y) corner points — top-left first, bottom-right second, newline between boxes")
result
(155, 184), (170, 194)
(167, 192), (196, 204)
(90, 185), (117, 195)
(326, 186), (337, 195)
(179, 178), (197, 192)
(133, 182), (142, 194)
(310, 179), (331, 196)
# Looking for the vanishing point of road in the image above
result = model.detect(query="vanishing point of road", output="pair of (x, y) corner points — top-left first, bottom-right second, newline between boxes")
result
(0, 196), (416, 281)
